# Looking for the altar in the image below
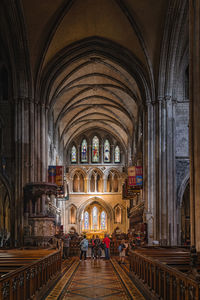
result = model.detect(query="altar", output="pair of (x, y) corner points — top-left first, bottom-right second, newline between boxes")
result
(85, 231), (107, 239)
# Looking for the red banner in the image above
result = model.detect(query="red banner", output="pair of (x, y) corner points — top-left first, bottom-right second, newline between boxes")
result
(48, 166), (64, 186)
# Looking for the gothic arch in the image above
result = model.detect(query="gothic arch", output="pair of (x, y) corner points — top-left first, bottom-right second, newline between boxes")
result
(177, 173), (190, 207)
(77, 197), (114, 223)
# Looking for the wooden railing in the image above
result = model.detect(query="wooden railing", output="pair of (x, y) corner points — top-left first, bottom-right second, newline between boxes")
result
(69, 240), (124, 257)
(0, 250), (61, 300)
(129, 250), (200, 300)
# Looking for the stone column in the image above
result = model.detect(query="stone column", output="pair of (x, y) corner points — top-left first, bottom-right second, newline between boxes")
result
(42, 194), (46, 215)
(189, 0), (200, 250)
(84, 178), (87, 193)
(94, 174), (97, 192)
(111, 174), (114, 193)
(144, 101), (156, 245)
(34, 201), (37, 216)
(103, 176), (107, 192)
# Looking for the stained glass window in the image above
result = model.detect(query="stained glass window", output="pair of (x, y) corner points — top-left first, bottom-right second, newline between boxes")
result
(81, 139), (87, 162)
(71, 145), (77, 162)
(104, 140), (110, 162)
(92, 206), (98, 230)
(84, 211), (89, 230)
(101, 211), (106, 230)
(92, 136), (99, 162)
(114, 146), (120, 163)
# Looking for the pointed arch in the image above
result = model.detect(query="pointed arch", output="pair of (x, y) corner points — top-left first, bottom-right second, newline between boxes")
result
(71, 145), (77, 163)
(114, 145), (120, 163)
(92, 135), (99, 162)
(104, 139), (110, 163)
(69, 204), (77, 224)
(81, 138), (88, 162)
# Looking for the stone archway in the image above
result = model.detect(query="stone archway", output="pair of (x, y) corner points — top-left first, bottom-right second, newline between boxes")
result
(77, 197), (113, 237)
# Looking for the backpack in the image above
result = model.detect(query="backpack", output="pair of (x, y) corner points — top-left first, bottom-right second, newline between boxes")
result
(82, 239), (88, 249)
(118, 245), (122, 252)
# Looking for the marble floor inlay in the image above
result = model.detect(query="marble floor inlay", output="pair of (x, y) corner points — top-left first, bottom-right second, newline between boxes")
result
(59, 259), (145, 300)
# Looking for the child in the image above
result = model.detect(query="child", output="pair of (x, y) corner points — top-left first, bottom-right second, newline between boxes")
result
(118, 239), (127, 264)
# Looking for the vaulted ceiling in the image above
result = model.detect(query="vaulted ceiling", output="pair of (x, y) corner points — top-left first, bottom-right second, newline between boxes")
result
(21, 0), (169, 151)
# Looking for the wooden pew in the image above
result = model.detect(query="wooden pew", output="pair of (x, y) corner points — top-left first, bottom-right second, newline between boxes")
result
(0, 249), (61, 300)
(129, 247), (200, 300)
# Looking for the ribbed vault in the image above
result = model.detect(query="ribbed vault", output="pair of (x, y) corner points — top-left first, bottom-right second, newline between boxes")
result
(40, 38), (150, 155)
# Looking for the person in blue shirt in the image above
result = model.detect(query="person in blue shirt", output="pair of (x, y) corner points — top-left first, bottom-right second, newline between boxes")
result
(80, 235), (88, 261)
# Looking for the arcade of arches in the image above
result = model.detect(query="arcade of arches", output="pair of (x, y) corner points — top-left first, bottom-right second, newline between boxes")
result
(1, 0), (200, 297)
(0, 0), (194, 247)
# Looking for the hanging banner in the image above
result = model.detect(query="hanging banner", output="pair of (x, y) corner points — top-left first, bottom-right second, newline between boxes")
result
(55, 166), (64, 186)
(48, 166), (64, 186)
(136, 166), (143, 186)
(128, 166), (143, 187)
(128, 166), (136, 186)
(48, 166), (56, 183)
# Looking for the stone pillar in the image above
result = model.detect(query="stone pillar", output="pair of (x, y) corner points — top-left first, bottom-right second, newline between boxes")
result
(166, 97), (177, 245)
(103, 176), (107, 192)
(42, 194), (46, 215)
(84, 178), (87, 193)
(144, 101), (156, 245)
(111, 174), (114, 193)
(94, 174), (97, 192)
(189, 0), (200, 250)
(34, 201), (37, 216)
(78, 176), (80, 192)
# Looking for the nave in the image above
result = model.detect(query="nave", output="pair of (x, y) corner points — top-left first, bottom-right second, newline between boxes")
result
(44, 258), (144, 300)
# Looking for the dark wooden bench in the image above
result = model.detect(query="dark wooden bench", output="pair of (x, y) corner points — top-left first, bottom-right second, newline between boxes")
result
(0, 249), (61, 300)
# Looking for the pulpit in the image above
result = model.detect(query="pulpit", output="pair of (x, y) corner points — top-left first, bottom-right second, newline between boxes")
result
(23, 182), (61, 247)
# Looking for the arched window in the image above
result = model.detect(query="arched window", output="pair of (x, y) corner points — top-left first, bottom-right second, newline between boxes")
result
(92, 136), (99, 162)
(115, 205), (122, 223)
(79, 174), (84, 192)
(81, 139), (87, 162)
(71, 145), (77, 163)
(114, 146), (120, 163)
(92, 206), (98, 230)
(113, 173), (119, 192)
(107, 173), (112, 192)
(70, 206), (76, 224)
(84, 211), (89, 230)
(73, 174), (79, 192)
(104, 139), (110, 162)
(101, 211), (106, 230)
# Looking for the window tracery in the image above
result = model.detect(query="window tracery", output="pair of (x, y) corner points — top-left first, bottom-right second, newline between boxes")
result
(84, 211), (89, 230)
(101, 211), (106, 230)
(81, 139), (87, 162)
(92, 136), (99, 162)
(92, 206), (98, 230)
(71, 145), (77, 162)
(104, 139), (110, 162)
(114, 146), (120, 163)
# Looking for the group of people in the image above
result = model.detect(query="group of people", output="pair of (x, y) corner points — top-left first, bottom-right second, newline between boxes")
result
(59, 232), (137, 263)
(80, 234), (111, 261)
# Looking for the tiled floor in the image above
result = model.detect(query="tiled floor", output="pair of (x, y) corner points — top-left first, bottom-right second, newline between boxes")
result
(45, 258), (145, 300)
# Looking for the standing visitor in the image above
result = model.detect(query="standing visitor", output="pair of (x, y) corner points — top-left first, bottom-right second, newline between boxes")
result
(90, 235), (95, 259)
(94, 235), (102, 259)
(62, 234), (71, 259)
(118, 239), (127, 264)
(102, 234), (110, 260)
(80, 235), (88, 261)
